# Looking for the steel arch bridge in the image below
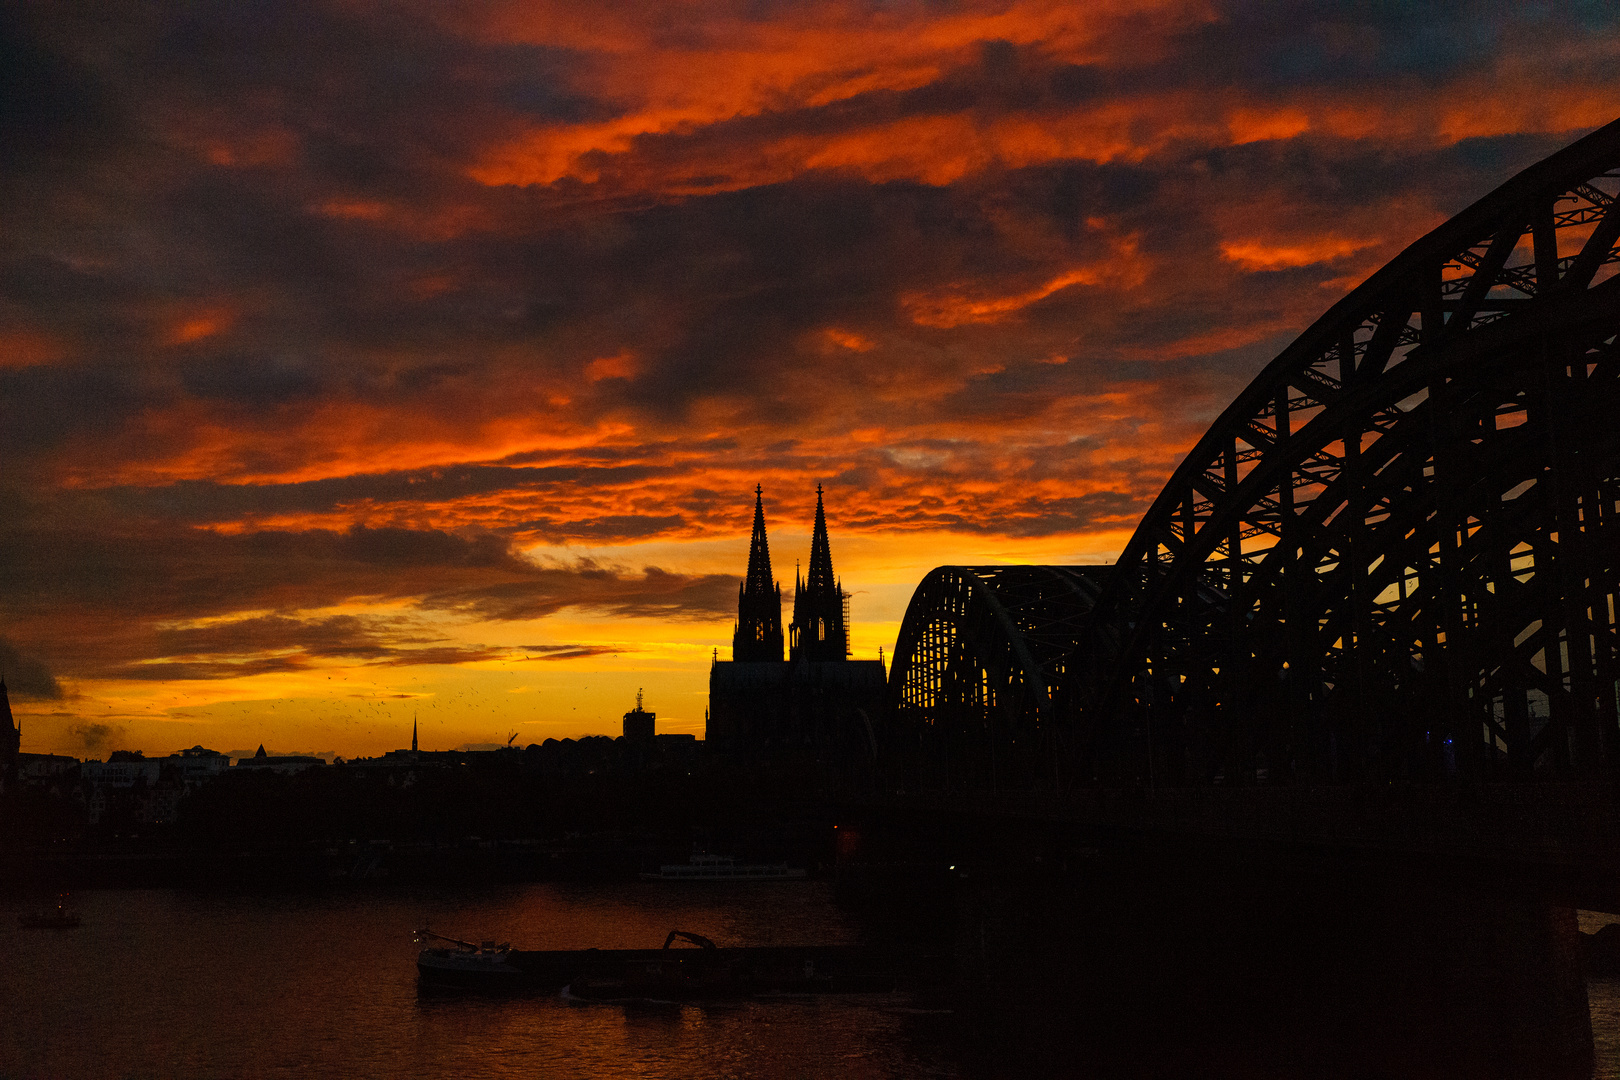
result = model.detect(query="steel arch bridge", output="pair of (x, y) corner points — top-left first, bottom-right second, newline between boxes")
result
(889, 566), (1107, 787)
(891, 118), (1620, 790)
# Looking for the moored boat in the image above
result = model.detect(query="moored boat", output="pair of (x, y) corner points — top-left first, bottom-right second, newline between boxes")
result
(415, 931), (525, 987)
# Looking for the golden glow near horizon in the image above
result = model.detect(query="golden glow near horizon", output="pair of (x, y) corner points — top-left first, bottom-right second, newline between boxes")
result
(4, 2), (1617, 760)
(16, 526), (1133, 759)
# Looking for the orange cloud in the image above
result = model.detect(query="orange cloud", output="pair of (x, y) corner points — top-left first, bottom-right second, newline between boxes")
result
(903, 266), (1101, 327)
(905, 231), (1145, 328)
(165, 309), (236, 345)
(0, 329), (69, 368)
(1227, 107), (1311, 144)
(201, 127), (300, 168)
(468, 40), (1620, 202)
(586, 351), (638, 381)
(313, 198), (494, 241)
(472, 93), (1217, 193)
(464, 0), (1219, 189)
(1219, 235), (1377, 272)
(409, 274), (461, 300)
(318, 199), (390, 221)
(824, 328), (874, 351)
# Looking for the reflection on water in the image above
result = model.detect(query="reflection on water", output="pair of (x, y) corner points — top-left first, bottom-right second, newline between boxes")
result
(1586, 911), (1620, 1080)
(7, 886), (1620, 1078)
(1594, 980), (1620, 1080)
(1, 884), (957, 1080)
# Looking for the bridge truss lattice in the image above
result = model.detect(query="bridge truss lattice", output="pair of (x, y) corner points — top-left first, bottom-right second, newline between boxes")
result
(889, 566), (1105, 788)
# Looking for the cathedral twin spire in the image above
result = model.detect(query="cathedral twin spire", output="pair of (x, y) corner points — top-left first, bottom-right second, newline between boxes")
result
(732, 485), (785, 661)
(791, 485), (848, 662)
(732, 485), (848, 663)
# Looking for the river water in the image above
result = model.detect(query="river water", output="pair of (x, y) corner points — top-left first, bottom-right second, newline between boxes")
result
(7, 885), (1620, 1078)
(2, 882), (967, 1080)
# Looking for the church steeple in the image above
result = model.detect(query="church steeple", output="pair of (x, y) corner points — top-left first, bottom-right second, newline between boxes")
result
(806, 485), (834, 596)
(745, 485), (776, 596)
(412, 714), (418, 754)
(791, 485), (849, 662)
(733, 485), (784, 662)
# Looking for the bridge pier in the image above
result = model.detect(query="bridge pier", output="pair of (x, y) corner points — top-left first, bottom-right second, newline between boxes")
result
(950, 858), (1591, 1075)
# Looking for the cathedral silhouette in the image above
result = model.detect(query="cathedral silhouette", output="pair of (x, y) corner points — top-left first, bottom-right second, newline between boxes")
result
(708, 486), (886, 758)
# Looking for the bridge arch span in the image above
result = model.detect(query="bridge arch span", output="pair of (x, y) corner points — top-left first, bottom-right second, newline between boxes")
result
(1071, 118), (1620, 786)
(889, 565), (1106, 788)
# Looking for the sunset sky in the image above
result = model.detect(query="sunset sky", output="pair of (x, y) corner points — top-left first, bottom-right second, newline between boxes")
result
(3, 1), (1617, 760)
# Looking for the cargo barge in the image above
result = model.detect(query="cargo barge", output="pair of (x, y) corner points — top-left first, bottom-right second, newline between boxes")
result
(416, 929), (947, 998)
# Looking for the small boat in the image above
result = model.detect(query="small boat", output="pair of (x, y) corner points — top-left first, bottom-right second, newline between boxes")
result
(639, 852), (807, 881)
(414, 930), (526, 987)
(20, 895), (81, 930)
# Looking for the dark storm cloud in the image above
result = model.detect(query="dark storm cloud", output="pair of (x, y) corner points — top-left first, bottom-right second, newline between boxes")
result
(148, 613), (452, 664)
(70, 722), (123, 753)
(0, 520), (732, 624)
(0, 515), (726, 682)
(0, 522), (509, 619)
(62, 462), (679, 527)
(0, 636), (63, 699)
(0, 6), (124, 174)
(521, 645), (628, 661)
(840, 488), (1143, 536)
(1178, 2), (1620, 90)
(93, 624), (513, 679)
(423, 563), (736, 622)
